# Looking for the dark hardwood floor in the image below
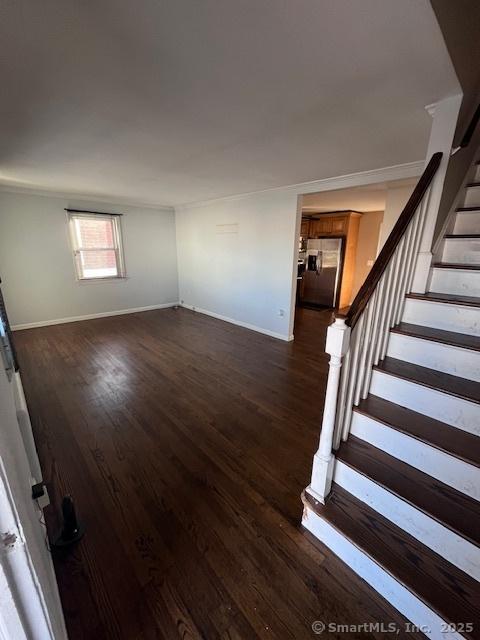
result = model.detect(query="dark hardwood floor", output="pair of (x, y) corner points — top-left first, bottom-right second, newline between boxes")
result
(15, 307), (421, 639)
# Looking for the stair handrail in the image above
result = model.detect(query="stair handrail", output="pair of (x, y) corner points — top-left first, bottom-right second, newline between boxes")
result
(305, 152), (443, 505)
(459, 103), (480, 151)
(340, 152), (443, 329)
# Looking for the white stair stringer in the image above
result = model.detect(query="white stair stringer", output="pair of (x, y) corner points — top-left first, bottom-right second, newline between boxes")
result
(350, 411), (480, 502)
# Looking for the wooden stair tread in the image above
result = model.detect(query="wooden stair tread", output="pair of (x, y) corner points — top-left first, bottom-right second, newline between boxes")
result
(466, 182), (480, 188)
(391, 322), (480, 351)
(456, 206), (480, 212)
(444, 233), (480, 239)
(355, 395), (480, 469)
(432, 262), (480, 270)
(337, 436), (480, 546)
(304, 486), (480, 636)
(374, 356), (480, 404)
(406, 291), (480, 307)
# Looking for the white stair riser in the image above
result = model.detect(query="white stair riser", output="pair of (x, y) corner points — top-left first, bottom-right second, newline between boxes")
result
(334, 462), (480, 582)
(463, 185), (480, 207)
(387, 332), (480, 382)
(403, 299), (480, 336)
(475, 165), (480, 182)
(430, 267), (480, 296)
(442, 238), (480, 264)
(351, 412), (480, 501)
(454, 211), (480, 235)
(370, 369), (479, 435)
(302, 503), (461, 640)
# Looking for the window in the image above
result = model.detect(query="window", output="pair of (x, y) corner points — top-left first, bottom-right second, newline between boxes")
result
(68, 212), (125, 280)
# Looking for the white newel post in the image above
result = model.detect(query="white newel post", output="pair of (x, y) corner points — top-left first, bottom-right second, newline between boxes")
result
(308, 318), (351, 503)
(412, 93), (462, 293)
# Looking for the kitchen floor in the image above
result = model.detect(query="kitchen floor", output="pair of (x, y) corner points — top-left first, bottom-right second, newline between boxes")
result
(15, 307), (419, 639)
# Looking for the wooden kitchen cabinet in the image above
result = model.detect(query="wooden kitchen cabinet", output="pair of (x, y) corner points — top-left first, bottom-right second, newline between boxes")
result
(309, 218), (332, 236)
(300, 219), (310, 237)
(331, 216), (347, 234)
(308, 215), (347, 237)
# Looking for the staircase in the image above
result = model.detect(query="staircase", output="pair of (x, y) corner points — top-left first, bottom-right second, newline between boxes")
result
(303, 158), (480, 639)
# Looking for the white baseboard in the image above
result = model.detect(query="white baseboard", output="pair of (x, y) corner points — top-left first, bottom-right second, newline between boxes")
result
(180, 303), (293, 341)
(12, 302), (180, 330)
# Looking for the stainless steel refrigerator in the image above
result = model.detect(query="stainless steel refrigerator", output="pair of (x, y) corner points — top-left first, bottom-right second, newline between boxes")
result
(300, 238), (344, 308)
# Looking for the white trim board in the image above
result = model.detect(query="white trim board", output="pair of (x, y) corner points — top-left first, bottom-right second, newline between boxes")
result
(11, 302), (179, 331)
(180, 303), (293, 342)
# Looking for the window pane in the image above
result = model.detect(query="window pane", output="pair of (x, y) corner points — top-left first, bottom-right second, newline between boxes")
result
(78, 249), (118, 278)
(76, 217), (115, 249)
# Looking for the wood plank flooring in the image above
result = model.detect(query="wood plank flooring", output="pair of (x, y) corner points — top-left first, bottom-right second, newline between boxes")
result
(15, 307), (422, 639)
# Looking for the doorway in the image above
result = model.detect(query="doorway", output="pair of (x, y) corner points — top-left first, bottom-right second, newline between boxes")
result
(291, 177), (418, 337)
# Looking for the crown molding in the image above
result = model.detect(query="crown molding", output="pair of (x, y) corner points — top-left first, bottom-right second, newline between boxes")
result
(0, 158), (424, 213)
(0, 182), (174, 212)
(175, 160), (424, 211)
(425, 102), (438, 118)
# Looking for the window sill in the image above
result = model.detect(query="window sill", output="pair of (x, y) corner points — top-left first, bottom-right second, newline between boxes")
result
(76, 276), (129, 285)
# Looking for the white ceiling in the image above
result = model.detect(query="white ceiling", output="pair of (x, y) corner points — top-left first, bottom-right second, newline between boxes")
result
(302, 178), (417, 214)
(0, 0), (459, 207)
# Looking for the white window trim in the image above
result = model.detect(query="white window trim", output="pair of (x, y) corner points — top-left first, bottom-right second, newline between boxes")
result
(67, 212), (126, 282)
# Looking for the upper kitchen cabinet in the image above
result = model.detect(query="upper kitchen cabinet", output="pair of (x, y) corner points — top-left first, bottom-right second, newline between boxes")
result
(308, 215), (347, 237)
(309, 217), (331, 236)
(300, 219), (310, 238)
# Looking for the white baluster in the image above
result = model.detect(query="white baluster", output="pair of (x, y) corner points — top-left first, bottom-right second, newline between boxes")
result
(406, 188), (432, 295)
(333, 343), (351, 450)
(354, 297), (376, 405)
(379, 241), (404, 359)
(392, 215), (416, 325)
(373, 260), (394, 365)
(308, 318), (350, 503)
(362, 270), (387, 398)
(341, 314), (365, 441)
(394, 205), (422, 324)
